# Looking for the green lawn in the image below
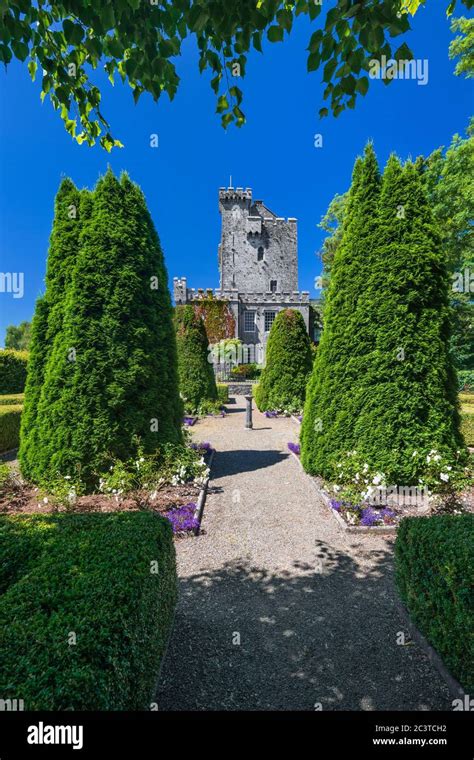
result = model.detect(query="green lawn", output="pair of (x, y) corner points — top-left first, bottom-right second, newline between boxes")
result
(460, 392), (474, 446)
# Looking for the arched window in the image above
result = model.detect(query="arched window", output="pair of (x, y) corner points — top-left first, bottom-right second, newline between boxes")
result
(257, 246), (264, 261)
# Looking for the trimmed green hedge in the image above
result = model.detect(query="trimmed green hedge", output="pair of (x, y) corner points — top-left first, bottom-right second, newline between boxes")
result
(395, 514), (474, 692)
(0, 512), (177, 710)
(458, 370), (474, 391)
(216, 383), (229, 403)
(255, 309), (312, 413)
(0, 350), (28, 394)
(0, 393), (24, 406)
(0, 405), (22, 453)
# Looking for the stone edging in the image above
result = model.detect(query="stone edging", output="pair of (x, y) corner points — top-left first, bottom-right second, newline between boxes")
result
(193, 449), (215, 536)
(288, 449), (397, 535)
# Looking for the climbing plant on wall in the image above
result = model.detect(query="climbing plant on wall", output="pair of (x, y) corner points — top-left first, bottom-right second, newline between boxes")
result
(193, 295), (236, 344)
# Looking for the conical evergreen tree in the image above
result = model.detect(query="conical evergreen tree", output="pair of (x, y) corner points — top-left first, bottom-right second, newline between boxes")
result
(174, 305), (217, 412)
(25, 170), (183, 488)
(255, 309), (312, 412)
(19, 178), (82, 479)
(301, 144), (381, 476)
(351, 157), (464, 481)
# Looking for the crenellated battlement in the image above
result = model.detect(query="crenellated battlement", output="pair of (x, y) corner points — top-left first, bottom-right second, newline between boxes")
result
(173, 276), (188, 304)
(219, 186), (252, 202)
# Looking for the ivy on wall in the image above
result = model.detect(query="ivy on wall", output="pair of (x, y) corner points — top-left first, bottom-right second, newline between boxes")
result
(193, 295), (236, 344)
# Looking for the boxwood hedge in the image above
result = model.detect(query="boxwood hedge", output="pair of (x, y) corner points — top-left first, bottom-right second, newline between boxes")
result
(0, 350), (28, 394)
(0, 405), (22, 453)
(395, 514), (474, 692)
(0, 512), (177, 710)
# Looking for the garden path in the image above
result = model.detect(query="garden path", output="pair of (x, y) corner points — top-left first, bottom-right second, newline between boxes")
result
(156, 396), (451, 711)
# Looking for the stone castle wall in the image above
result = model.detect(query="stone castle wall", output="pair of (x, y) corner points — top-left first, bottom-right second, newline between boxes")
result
(218, 187), (298, 294)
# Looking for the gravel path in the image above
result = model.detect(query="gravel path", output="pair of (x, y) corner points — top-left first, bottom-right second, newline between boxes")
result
(156, 396), (451, 711)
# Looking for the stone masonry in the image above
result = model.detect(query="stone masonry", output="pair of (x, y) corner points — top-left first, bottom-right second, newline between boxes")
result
(174, 186), (311, 361)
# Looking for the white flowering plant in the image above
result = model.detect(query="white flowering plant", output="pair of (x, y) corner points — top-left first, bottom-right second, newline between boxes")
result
(329, 450), (388, 505)
(41, 470), (85, 508)
(97, 441), (209, 498)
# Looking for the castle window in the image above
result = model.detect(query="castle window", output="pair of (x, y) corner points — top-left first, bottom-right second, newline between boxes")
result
(264, 311), (277, 332)
(244, 310), (256, 333)
(270, 280), (277, 293)
(257, 246), (264, 261)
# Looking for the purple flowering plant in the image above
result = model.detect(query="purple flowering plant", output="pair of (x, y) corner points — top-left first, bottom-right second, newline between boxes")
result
(287, 442), (301, 456)
(164, 502), (199, 534)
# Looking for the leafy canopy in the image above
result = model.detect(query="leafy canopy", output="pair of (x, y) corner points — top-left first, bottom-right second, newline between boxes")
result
(2, 0), (471, 150)
(5, 320), (31, 350)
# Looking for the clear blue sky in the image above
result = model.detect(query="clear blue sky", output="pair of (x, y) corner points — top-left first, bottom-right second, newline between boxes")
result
(0, 4), (472, 346)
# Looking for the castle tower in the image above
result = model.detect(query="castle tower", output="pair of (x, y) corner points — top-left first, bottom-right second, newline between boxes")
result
(218, 186), (298, 294)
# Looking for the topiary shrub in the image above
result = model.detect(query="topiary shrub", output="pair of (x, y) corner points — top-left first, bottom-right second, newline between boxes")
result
(175, 304), (217, 412)
(301, 146), (465, 485)
(20, 170), (183, 490)
(0, 349), (28, 394)
(255, 309), (312, 413)
(19, 179), (84, 480)
(395, 514), (474, 692)
(216, 384), (229, 403)
(348, 158), (464, 483)
(301, 144), (381, 478)
(0, 405), (22, 453)
(0, 511), (177, 710)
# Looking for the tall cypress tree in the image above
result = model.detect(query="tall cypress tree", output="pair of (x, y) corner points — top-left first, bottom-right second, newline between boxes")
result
(351, 157), (464, 482)
(175, 305), (217, 412)
(19, 178), (82, 479)
(301, 144), (381, 476)
(26, 170), (183, 488)
(255, 309), (312, 412)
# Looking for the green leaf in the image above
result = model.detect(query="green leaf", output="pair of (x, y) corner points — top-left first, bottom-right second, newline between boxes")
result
(307, 52), (320, 72)
(394, 42), (413, 62)
(217, 94), (229, 113)
(344, 3), (362, 18)
(0, 44), (12, 65)
(11, 39), (29, 61)
(267, 26), (284, 43)
(28, 59), (37, 81)
(276, 9), (293, 33)
(308, 30), (323, 53)
(188, 6), (209, 32)
(446, 0), (456, 15)
(63, 20), (84, 46)
(323, 58), (338, 83)
(319, 107), (329, 118)
(252, 31), (262, 53)
(356, 75), (369, 95)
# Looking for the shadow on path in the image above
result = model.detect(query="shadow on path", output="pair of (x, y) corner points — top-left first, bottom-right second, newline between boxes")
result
(212, 449), (289, 477)
(156, 540), (449, 711)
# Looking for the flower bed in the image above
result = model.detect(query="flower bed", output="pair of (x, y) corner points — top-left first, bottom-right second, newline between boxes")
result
(330, 499), (396, 527)
(183, 416), (197, 426)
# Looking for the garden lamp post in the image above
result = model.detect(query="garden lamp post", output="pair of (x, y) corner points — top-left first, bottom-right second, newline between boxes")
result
(245, 394), (253, 429)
